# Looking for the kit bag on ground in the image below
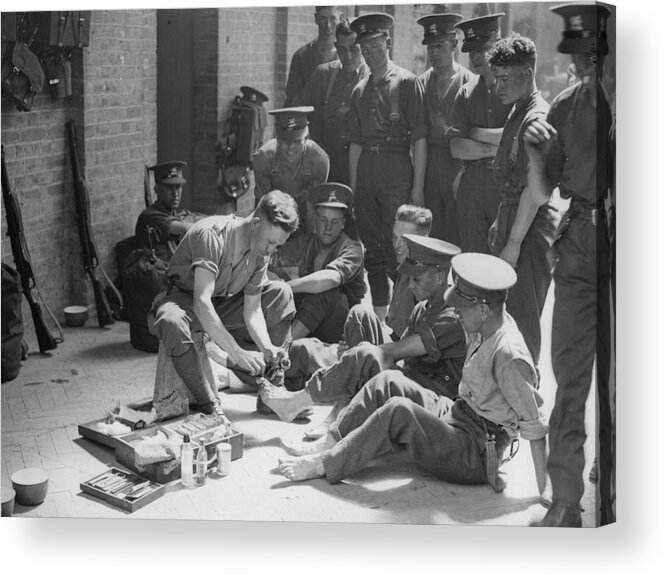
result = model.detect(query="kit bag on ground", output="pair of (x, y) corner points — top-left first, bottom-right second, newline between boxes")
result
(2, 263), (26, 383)
(121, 230), (167, 353)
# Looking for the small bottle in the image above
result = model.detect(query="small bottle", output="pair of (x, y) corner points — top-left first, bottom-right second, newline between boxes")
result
(195, 438), (207, 486)
(180, 434), (194, 488)
(216, 442), (232, 477)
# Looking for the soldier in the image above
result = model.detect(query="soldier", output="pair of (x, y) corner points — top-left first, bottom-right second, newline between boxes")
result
(135, 161), (194, 263)
(271, 183), (365, 344)
(275, 253), (548, 503)
(486, 33), (560, 364)
(449, 13), (512, 254)
(347, 12), (428, 324)
(527, 4), (614, 527)
(259, 234), (466, 426)
(292, 17), (368, 185)
(284, 6), (343, 107)
(417, 13), (473, 244)
(253, 107), (330, 234)
(148, 191), (299, 416)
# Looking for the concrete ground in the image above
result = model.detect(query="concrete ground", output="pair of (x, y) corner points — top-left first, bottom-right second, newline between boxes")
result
(1, 285), (598, 526)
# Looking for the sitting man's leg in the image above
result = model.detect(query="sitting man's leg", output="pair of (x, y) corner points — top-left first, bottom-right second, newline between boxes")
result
(291, 289), (349, 344)
(151, 297), (221, 415)
(260, 341), (394, 422)
(343, 304), (386, 348)
(284, 338), (339, 391)
(279, 370), (475, 483)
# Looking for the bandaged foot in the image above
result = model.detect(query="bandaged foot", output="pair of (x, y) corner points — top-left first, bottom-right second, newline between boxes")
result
(281, 432), (335, 456)
(278, 455), (325, 482)
(259, 382), (313, 423)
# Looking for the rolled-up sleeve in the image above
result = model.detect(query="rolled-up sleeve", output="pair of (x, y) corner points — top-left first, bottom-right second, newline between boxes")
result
(495, 358), (548, 441)
(402, 76), (429, 143)
(325, 239), (363, 285)
(189, 227), (224, 277)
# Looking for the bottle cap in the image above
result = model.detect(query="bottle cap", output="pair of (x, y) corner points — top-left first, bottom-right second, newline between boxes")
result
(183, 434), (190, 443)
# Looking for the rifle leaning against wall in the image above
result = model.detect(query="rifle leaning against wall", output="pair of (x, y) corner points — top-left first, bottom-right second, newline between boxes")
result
(1, 145), (63, 352)
(66, 121), (123, 327)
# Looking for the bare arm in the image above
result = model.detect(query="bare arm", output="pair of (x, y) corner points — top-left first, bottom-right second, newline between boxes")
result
(288, 270), (342, 294)
(529, 437), (549, 496)
(192, 267), (265, 375)
(167, 220), (193, 238)
(379, 333), (427, 363)
(348, 142), (361, 193)
(450, 137), (497, 160)
(410, 138), (427, 206)
(242, 291), (277, 358)
(469, 127), (503, 146)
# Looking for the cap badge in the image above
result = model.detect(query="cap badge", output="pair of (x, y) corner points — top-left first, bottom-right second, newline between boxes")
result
(168, 167), (179, 178)
(287, 116), (297, 129)
(328, 192), (338, 203)
(569, 15), (584, 31)
(466, 26), (475, 39)
(359, 23), (366, 33)
(429, 23), (438, 34)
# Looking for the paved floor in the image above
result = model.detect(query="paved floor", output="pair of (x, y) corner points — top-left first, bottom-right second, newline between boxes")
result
(1, 287), (598, 526)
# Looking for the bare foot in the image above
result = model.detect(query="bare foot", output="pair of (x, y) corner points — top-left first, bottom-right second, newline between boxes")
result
(259, 382), (312, 423)
(281, 432), (335, 456)
(303, 421), (329, 441)
(278, 455), (325, 481)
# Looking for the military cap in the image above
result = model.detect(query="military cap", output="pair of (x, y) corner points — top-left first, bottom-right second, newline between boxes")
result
(148, 160), (187, 185)
(444, 253), (517, 309)
(310, 182), (352, 210)
(350, 12), (394, 44)
(269, 106), (313, 140)
(240, 85), (269, 104)
(455, 12), (505, 53)
(551, 3), (611, 56)
(417, 13), (463, 45)
(397, 234), (460, 277)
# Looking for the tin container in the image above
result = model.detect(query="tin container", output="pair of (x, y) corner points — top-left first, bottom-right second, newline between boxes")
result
(216, 442), (232, 476)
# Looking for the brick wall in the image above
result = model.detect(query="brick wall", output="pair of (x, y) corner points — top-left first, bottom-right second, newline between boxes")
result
(1, 10), (156, 350)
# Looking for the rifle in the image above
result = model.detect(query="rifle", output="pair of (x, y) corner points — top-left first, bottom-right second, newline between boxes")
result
(66, 121), (123, 327)
(1, 146), (63, 352)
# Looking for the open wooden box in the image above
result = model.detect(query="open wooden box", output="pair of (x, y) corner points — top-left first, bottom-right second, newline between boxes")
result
(80, 467), (165, 513)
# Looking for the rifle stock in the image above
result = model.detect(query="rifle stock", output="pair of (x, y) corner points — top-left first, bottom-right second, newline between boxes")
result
(144, 164), (154, 208)
(1, 145), (62, 352)
(66, 121), (119, 327)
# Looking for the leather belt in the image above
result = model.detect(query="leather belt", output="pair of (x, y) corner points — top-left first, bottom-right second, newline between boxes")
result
(361, 142), (410, 155)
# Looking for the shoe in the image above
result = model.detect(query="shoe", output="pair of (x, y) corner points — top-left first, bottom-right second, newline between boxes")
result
(530, 501), (582, 527)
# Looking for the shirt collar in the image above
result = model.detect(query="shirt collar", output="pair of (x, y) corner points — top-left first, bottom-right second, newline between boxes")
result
(372, 60), (398, 84)
(231, 216), (254, 262)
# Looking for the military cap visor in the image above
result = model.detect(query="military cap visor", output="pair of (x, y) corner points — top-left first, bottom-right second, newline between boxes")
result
(350, 12), (394, 44)
(444, 253), (517, 309)
(149, 160), (187, 184)
(551, 3), (611, 55)
(270, 106), (313, 141)
(417, 13), (463, 45)
(397, 234), (460, 277)
(240, 85), (269, 104)
(455, 12), (505, 53)
(310, 182), (353, 210)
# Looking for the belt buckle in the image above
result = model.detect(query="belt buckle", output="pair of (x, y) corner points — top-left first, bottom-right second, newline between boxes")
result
(486, 160), (494, 169)
(591, 208), (597, 226)
(370, 143), (380, 154)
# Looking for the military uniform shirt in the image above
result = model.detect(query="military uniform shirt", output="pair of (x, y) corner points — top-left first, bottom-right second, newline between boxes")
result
(545, 82), (613, 204)
(420, 64), (473, 146)
(272, 231), (365, 306)
(447, 74), (512, 141)
(292, 60), (369, 151)
(401, 291), (466, 389)
(348, 61), (429, 145)
(166, 215), (267, 298)
(285, 39), (338, 106)
(459, 314), (548, 441)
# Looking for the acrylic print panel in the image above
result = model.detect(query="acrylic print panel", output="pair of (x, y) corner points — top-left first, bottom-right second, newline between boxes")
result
(0, 0), (615, 528)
